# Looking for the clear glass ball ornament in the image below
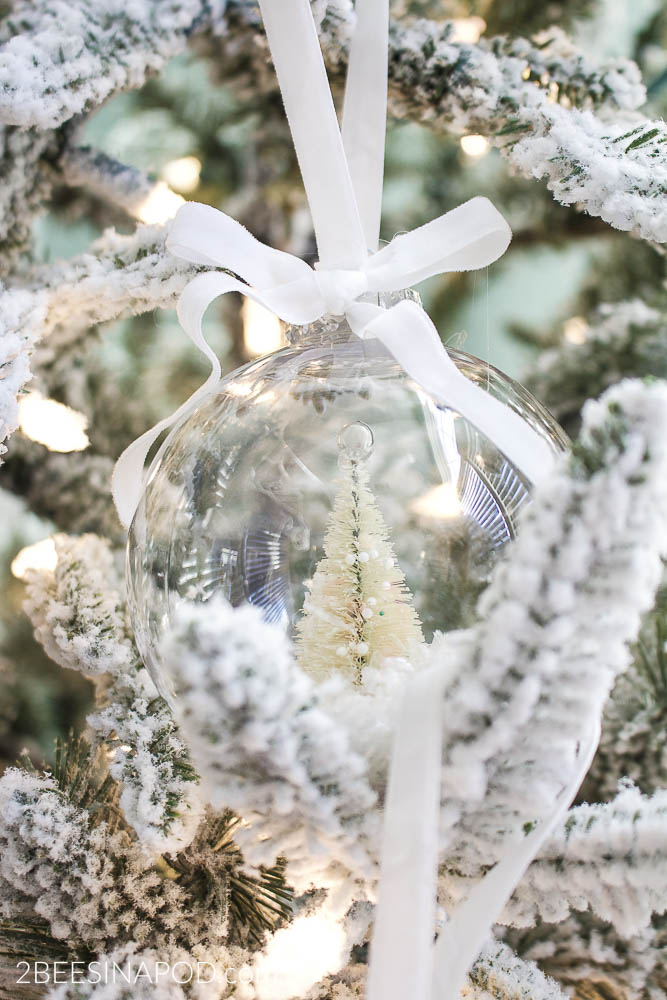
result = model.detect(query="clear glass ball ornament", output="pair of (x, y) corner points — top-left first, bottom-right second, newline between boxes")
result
(127, 292), (568, 697)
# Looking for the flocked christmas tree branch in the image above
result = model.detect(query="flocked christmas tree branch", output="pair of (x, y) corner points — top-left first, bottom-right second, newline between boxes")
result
(0, 440), (122, 542)
(159, 598), (380, 889)
(380, 23), (667, 242)
(435, 379), (667, 881)
(59, 145), (166, 220)
(502, 783), (667, 936)
(0, 0), (223, 130)
(467, 940), (567, 1000)
(174, 6), (667, 241)
(525, 299), (667, 430)
(0, 223), (197, 459)
(0, 747), (262, 996)
(507, 910), (667, 1000)
(583, 588), (667, 802)
(0, 767), (189, 951)
(0, 126), (58, 273)
(23, 533), (202, 855)
(0, 0), (664, 270)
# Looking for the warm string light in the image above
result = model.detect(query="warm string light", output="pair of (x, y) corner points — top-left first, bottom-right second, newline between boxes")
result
(242, 296), (284, 357)
(10, 538), (57, 581)
(522, 64), (560, 103)
(161, 156), (202, 194)
(563, 315), (589, 344)
(411, 483), (462, 520)
(460, 134), (490, 158)
(253, 914), (347, 1000)
(18, 390), (89, 452)
(134, 181), (185, 225)
(450, 16), (486, 44)
(131, 156), (202, 225)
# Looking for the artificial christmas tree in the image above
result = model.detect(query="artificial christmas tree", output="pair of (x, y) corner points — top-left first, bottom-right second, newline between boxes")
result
(0, 1), (666, 999)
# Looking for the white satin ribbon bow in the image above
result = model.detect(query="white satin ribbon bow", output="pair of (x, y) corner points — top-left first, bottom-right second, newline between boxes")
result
(112, 196), (556, 528)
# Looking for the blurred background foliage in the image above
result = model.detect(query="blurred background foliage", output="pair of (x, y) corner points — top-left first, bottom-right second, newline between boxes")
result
(1, 0), (666, 772)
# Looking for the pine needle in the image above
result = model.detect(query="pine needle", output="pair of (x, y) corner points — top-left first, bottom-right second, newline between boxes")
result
(166, 810), (293, 947)
(19, 733), (125, 832)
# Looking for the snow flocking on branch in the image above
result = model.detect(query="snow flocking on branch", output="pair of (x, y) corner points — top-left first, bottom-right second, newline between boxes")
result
(0, 223), (198, 458)
(24, 533), (203, 856)
(584, 660), (667, 802)
(0, 125), (58, 270)
(467, 939), (567, 1000)
(197, 7), (666, 242)
(507, 907), (667, 1000)
(0, 0), (228, 130)
(0, 768), (186, 950)
(159, 598), (380, 891)
(0, 2), (663, 255)
(434, 378), (667, 884)
(505, 782), (667, 936)
(2, 441), (124, 543)
(381, 21), (667, 243)
(0, 286), (48, 459)
(0, 765), (261, 988)
(23, 532), (131, 677)
(525, 298), (665, 426)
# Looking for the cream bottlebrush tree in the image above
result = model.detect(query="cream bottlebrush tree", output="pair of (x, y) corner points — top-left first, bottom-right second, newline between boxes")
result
(295, 422), (424, 683)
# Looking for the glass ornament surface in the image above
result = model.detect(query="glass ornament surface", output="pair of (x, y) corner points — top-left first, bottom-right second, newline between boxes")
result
(127, 305), (568, 697)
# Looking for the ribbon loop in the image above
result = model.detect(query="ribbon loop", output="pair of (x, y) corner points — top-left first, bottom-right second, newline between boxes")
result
(167, 203), (313, 287)
(364, 197), (512, 289)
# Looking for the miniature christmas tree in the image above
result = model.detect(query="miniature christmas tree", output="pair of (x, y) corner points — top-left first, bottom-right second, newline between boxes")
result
(296, 422), (424, 684)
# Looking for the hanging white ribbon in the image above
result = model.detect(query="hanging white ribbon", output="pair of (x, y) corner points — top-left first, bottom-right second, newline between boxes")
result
(111, 197), (555, 529)
(341, 0), (388, 251)
(110, 2), (600, 999)
(367, 651), (601, 1000)
(256, 0), (367, 268)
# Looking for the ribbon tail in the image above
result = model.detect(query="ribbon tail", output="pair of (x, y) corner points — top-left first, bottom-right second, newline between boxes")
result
(112, 415), (183, 532)
(366, 663), (449, 1000)
(352, 300), (556, 486)
(432, 718), (601, 999)
(366, 646), (599, 1000)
